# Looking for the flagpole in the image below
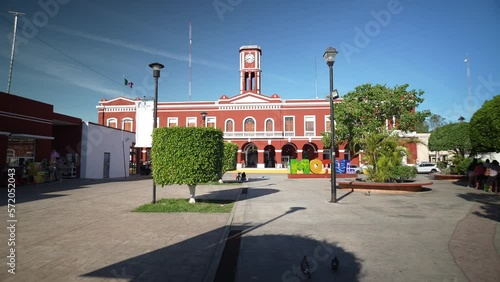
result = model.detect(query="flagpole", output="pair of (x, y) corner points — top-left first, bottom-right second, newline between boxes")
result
(123, 75), (126, 97)
(7, 11), (25, 94)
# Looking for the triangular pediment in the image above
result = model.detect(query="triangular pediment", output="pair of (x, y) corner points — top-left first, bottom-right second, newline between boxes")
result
(100, 96), (136, 106)
(220, 92), (281, 104)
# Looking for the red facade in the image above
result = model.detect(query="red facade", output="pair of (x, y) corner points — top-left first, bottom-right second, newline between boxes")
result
(1, 92), (82, 184)
(97, 45), (417, 169)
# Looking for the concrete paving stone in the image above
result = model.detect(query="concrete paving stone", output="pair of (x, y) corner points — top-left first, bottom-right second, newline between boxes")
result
(232, 174), (498, 282)
(1, 174), (498, 281)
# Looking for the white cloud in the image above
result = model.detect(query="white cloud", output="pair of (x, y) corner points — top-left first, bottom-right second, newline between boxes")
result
(18, 53), (125, 98)
(46, 24), (232, 71)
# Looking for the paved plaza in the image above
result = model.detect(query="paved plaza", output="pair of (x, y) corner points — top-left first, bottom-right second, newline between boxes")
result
(0, 174), (499, 281)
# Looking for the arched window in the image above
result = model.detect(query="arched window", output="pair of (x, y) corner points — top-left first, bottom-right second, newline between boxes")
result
(244, 117), (256, 132)
(122, 118), (133, 131)
(107, 118), (118, 128)
(225, 119), (234, 132)
(265, 119), (274, 132)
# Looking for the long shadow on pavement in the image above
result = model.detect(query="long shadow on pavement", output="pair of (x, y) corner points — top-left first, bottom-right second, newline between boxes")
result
(81, 226), (226, 281)
(457, 192), (500, 222)
(236, 234), (362, 281)
(80, 226), (361, 281)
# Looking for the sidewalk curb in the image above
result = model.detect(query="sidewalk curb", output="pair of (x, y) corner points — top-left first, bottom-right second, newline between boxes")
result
(202, 185), (244, 282)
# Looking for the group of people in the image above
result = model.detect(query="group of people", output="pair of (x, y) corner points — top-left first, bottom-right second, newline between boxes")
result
(467, 158), (499, 194)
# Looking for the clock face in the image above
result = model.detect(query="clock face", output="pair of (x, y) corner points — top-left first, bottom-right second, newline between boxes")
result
(245, 53), (255, 63)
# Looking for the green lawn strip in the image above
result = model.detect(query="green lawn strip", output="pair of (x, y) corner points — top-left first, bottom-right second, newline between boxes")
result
(134, 198), (234, 213)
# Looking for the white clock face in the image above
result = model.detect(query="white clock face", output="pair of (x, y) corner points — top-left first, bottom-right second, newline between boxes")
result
(245, 53), (255, 63)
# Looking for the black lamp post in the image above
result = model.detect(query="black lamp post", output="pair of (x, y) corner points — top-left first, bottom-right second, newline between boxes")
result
(201, 112), (207, 127)
(149, 62), (164, 204)
(323, 47), (338, 203)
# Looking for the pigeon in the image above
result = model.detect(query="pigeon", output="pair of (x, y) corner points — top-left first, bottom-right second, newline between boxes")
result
(300, 256), (311, 279)
(364, 191), (371, 196)
(331, 256), (339, 271)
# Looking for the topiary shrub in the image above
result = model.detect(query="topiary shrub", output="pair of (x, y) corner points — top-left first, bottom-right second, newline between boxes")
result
(152, 127), (224, 203)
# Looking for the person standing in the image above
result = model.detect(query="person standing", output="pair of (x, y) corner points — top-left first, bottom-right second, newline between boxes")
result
(466, 158), (478, 188)
(55, 157), (64, 182)
(486, 160), (499, 194)
(474, 161), (485, 190)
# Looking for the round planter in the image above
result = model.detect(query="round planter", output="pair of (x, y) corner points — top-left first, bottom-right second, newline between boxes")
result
(432, 174), (466, 182)
(337, 180), (433, 192)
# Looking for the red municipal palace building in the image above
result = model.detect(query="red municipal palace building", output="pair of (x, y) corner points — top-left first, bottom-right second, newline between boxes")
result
(97, 45), (418, 170)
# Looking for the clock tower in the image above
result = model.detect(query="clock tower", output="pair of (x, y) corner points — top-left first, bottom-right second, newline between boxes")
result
(239, 45), (262, 94)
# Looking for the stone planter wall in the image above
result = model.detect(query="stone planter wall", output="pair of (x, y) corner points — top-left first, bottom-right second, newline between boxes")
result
(337, 180), (433, 192)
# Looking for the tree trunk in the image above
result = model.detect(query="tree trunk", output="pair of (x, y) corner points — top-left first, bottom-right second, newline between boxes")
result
(188, 184), (196, 204)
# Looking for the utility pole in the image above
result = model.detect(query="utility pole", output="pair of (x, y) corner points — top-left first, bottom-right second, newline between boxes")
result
(7, 11), (25, 94)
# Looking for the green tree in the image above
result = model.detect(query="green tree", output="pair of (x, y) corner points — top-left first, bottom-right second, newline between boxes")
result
(470, 95), (500, 153)
(222, 142), (238, 175)
(322, 83), (430, 156)
(428, 114), (447, 131)
(428, 122), (472, 158)
(415, 119), (430, 133)
(152, 127), (224, 203)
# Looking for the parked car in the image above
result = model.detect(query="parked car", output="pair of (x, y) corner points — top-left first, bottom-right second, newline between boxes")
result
(415, 162), (441, 173)
(347, 164), (362, 173)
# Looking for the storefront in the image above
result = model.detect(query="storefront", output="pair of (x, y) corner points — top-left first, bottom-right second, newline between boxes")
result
(1, 92), (82, 186)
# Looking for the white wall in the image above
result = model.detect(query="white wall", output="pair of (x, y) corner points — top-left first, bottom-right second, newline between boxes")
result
(476, 152), (500, 162)
(135, 100), (154, 148)
(416, 133), (451, 163)
(80, 122), (135, 179)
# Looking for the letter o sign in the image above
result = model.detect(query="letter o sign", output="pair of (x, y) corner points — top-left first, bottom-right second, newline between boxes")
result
(310, 159), (323, 174)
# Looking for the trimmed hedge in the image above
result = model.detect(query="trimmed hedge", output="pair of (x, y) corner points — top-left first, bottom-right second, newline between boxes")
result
(222, 142), (238, 175)
(151, 127), (224, 186)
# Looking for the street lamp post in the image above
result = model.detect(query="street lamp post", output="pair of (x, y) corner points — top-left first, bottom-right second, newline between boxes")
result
(201, 112), (207, 127)
(323, 47), (338, 203)
(149, 62), (164, 204)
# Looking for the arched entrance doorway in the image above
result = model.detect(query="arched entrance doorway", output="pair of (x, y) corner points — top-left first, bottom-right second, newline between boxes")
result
(281, 143), (297, 168)
(302, 143), (318, 160)
(242, 143), (258, 168)
(264, 145), (276, 168)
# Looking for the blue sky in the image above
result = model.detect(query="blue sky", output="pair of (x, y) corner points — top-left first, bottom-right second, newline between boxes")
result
(0, 0), (499, 124)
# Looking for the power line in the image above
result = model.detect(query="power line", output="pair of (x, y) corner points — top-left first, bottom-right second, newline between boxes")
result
(0, 14), (123, 88)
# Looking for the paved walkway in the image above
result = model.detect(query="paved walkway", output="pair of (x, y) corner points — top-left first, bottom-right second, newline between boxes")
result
(0, 174), (498, 281)
(0, 176), (239, 282)
(232, 174), (500, 282)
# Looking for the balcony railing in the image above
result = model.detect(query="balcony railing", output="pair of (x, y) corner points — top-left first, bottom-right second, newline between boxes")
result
(304, 131), (316, 136)
(224, 131), (284, 138)
(223, 131), (320, 138)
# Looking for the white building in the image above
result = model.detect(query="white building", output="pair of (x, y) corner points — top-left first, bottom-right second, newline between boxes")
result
(80, 122), (135, 179)
(416, 133), (451, 163)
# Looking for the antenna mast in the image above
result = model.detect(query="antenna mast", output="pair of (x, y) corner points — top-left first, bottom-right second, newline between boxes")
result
(465, 54), (472, 116)
(7, 11), (25, 94)
(315, 57), (318, 99)
(189, 22), (192, 101)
